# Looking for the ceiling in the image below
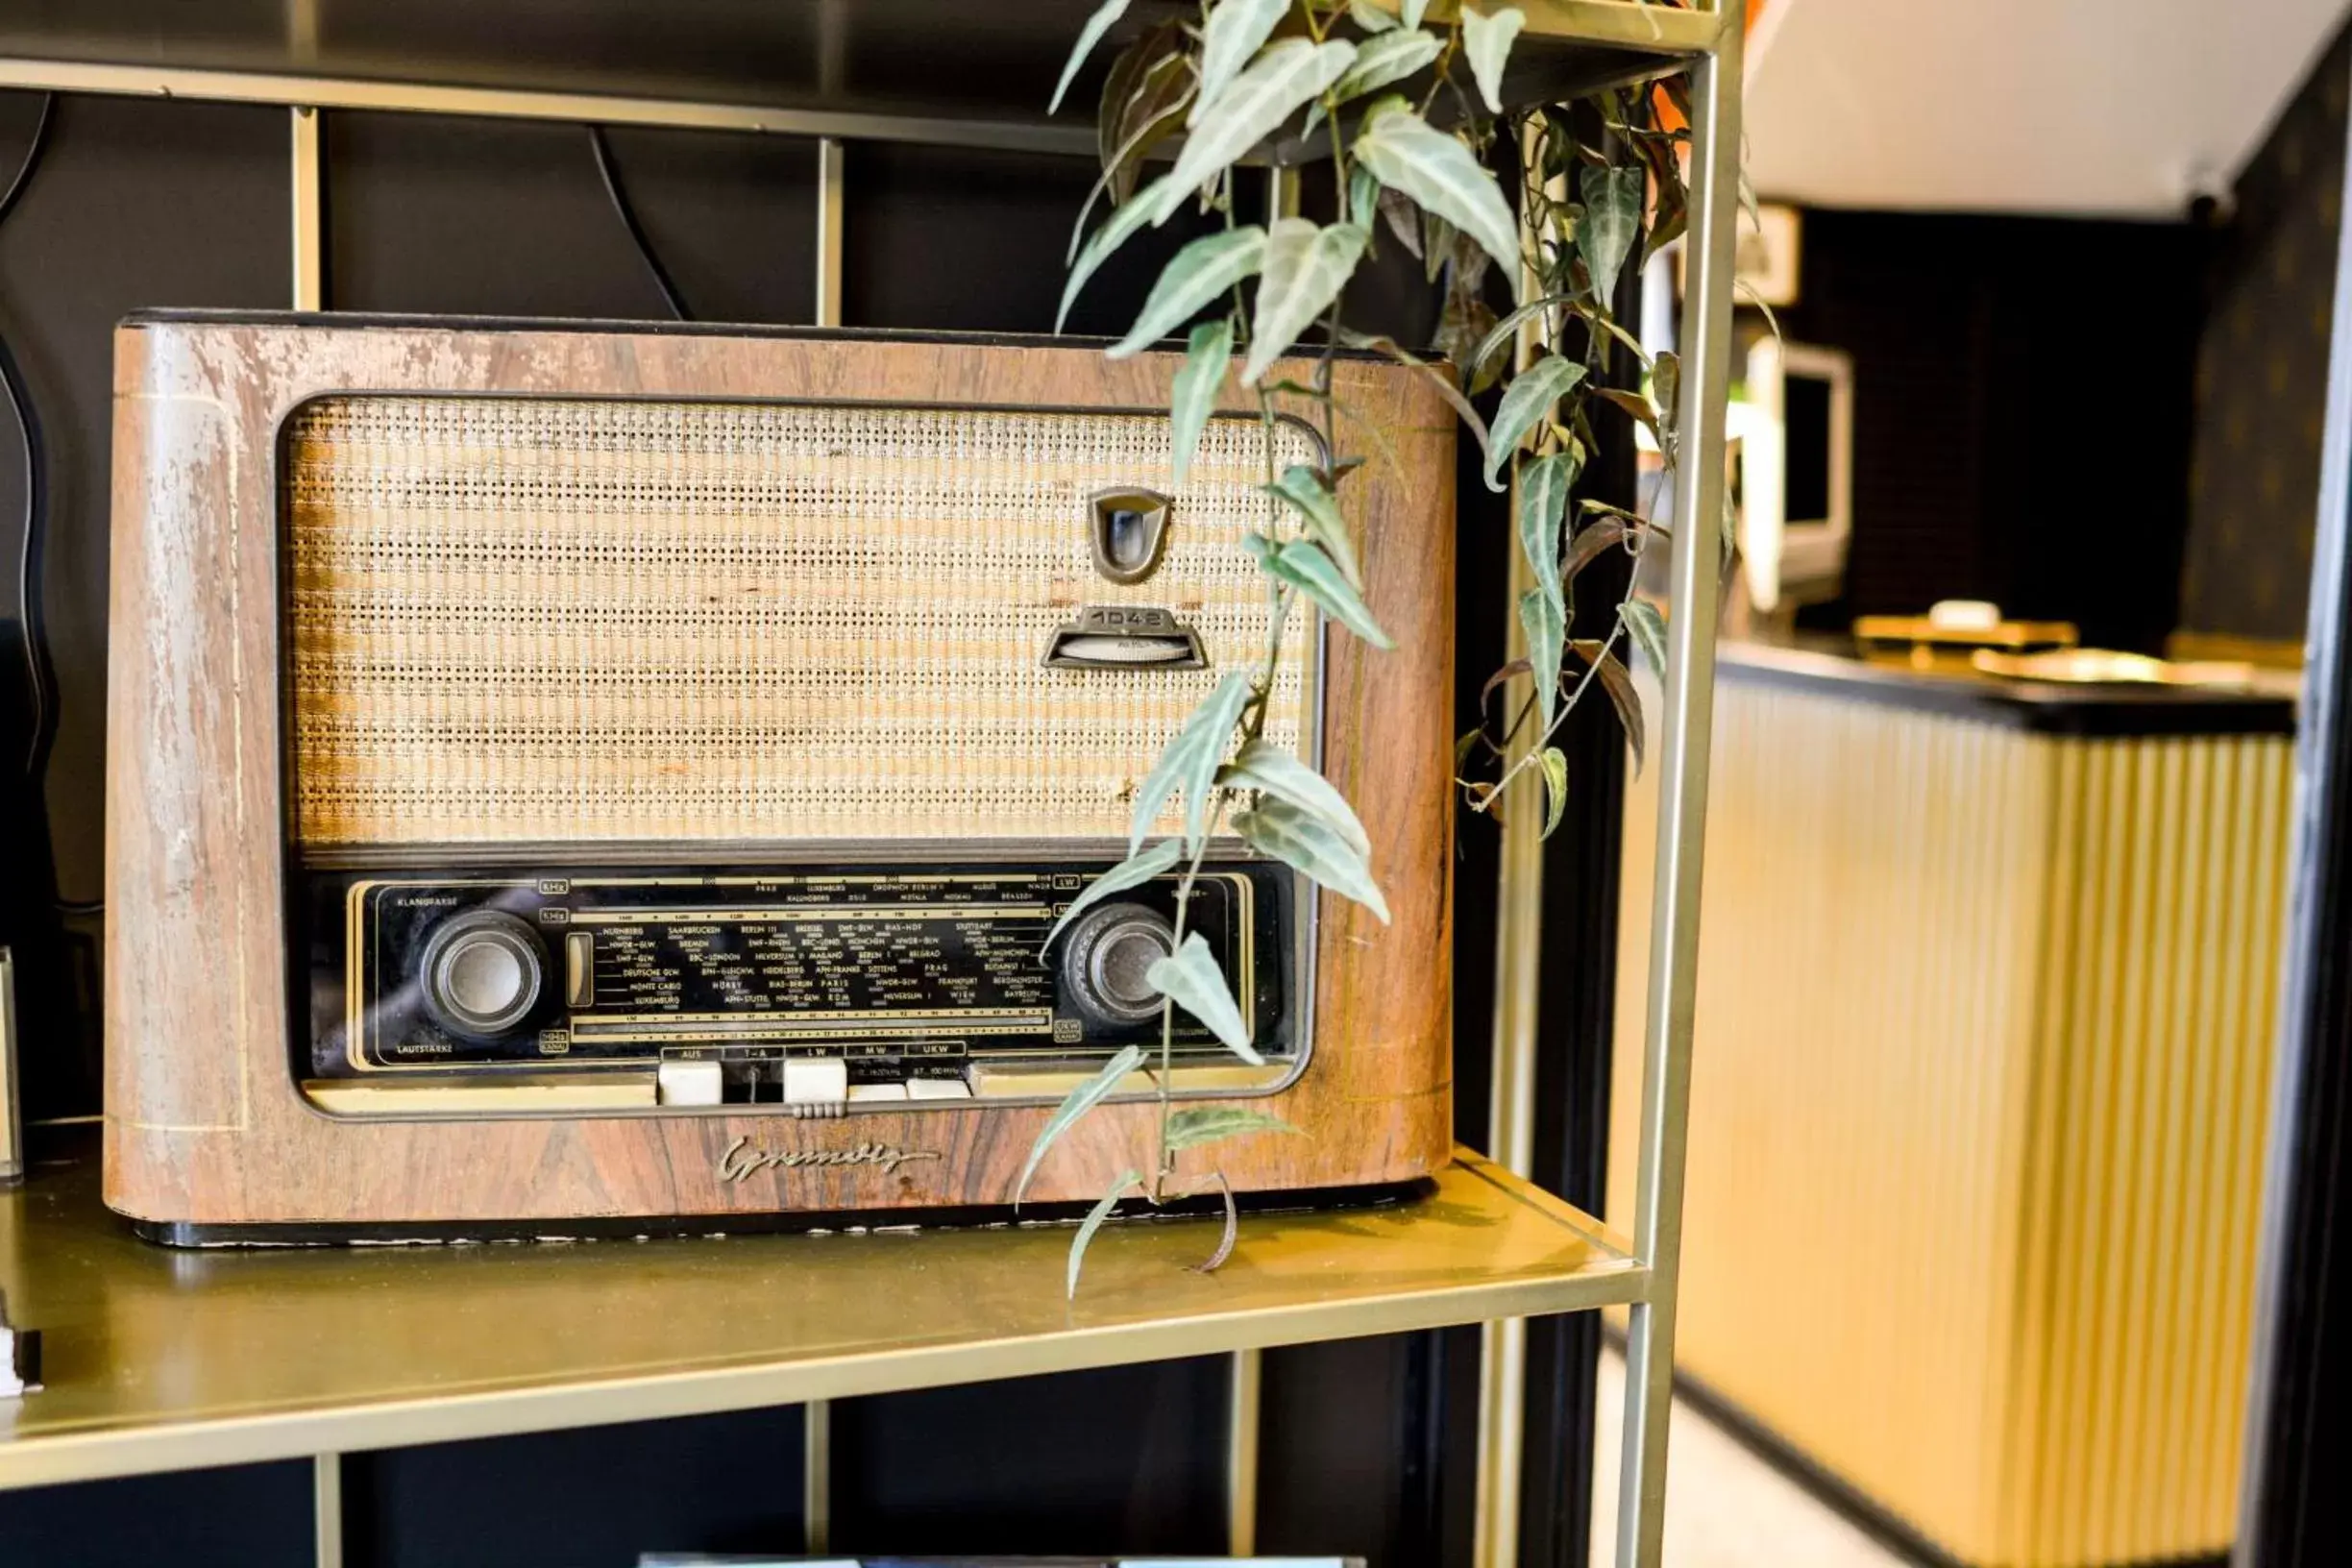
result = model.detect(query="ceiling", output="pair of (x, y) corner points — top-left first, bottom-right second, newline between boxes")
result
(1745, 0), (2352, 218)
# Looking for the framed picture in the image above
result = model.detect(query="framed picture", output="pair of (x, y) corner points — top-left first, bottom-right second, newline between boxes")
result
(1675, 200), (1802, 308)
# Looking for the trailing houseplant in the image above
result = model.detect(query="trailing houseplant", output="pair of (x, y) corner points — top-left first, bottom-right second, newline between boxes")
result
(1025, 0), (1697, 1295)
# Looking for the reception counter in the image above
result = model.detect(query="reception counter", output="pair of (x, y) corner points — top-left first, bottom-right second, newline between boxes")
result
(1609, 642), (2296, 1568)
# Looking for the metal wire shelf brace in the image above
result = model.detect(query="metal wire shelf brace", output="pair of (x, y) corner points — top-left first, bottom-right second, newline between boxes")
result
(0, 4), (1739, 1560)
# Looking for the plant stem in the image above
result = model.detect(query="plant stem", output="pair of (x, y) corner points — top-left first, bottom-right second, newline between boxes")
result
(1478, 611), (1628, 808)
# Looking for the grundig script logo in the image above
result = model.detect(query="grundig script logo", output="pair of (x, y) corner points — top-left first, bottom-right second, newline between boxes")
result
(717, 1135), (943, 1184)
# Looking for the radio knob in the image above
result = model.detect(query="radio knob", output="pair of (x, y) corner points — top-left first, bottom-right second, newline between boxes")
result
(419, 910), (547, 1040)
(1060, 902), (1177, 1030)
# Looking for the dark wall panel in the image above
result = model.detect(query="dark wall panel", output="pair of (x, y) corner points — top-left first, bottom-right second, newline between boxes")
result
(842, 141), (1244, 337)
(0, 1458), (312, 1567)
(325, 112), (818, 323)
(348, 1407), (804, 1568)
(2179, 15), (2350, 644)
(831, 1360), (1226, 1557)
(1776, 207), (2204, 652)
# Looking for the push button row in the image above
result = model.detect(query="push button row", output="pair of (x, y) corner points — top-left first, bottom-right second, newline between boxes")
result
(653, 1057), (971, 1108)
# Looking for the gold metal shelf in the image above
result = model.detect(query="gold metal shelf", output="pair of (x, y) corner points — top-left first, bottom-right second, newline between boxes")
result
(0, 1139), (1640, 1492)
(0, 0), (1721, 153)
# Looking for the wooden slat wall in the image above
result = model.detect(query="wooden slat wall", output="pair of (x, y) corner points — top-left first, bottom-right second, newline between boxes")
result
(1610, 680), (2291, 1565)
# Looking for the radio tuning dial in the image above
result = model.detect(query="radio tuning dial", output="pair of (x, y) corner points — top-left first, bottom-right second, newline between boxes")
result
(1060, 901), (1178, 1030)
(418, 910), (547, 1040)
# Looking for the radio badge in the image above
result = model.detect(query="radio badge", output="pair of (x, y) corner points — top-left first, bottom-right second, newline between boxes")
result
(1041, 604), (1208, 671)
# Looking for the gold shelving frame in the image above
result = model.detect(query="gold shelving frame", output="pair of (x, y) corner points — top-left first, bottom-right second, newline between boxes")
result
(0, 5), (1741, 1564)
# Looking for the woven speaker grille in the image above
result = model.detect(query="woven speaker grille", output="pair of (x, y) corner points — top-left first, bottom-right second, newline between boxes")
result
(285, 396), (1319, 846)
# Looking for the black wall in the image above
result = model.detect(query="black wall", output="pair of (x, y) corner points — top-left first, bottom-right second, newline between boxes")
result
(2179, 15), (2352, 646)
(1776, 207), (2205, 652)
(0, 89), (1613, 1568)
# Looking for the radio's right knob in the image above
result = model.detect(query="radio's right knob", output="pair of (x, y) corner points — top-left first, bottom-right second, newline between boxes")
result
(1060, 902), (1176, 1030)
(419, 909), (547, 1040)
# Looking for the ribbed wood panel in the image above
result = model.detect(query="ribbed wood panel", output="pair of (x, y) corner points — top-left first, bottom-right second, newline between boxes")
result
(1609, 681), (2291, 1566)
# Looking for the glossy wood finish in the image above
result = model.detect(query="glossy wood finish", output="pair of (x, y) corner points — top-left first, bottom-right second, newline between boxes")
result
(104, 316), (1457, 1227)
(2, 1139), (1631, 1491)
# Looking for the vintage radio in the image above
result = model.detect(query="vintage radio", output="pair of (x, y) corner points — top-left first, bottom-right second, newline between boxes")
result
(103, 314), (1455, 1238)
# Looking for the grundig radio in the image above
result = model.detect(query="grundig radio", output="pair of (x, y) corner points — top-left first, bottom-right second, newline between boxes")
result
(104, 314), (1456, 1239)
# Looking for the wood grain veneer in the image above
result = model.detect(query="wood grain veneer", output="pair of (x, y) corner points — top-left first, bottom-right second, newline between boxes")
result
(103, 316), (1456, 1229)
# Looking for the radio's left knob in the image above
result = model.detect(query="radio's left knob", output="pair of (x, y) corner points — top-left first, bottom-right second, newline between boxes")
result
(419, 910), (548, 1040)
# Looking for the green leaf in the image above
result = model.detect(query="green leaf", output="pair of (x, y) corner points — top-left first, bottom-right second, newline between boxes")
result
(1470, 291), (1577, 375)
(1261, 463), (1363, 588)
(1147, 932), (1261, 1062)
(1520, 586), (1564, 732)
(1041, 840), (1185, 956)
(1593, 386), (1659, 444)
(1050, 0), (1134, 114)
(1192, 0), (1293, 125)
(1244, 219), (1368, 385)
(1165, 1106), (1303, 1152)
(1059, 169), (1178, 332)
(1516, 449), (1576, 620)
(1587, 641), (1645, 774)
(1620, 597), (1669, 677)
(1242, 532), (1394, 649)
(1484, 354), (1586, 490)
(1346, 0), (1399, 30)
(1377, 185), (1423, 257)
(1066, 1167), (1145, 1299)
(1459, 6), (1526, 113)
(1580, 163), (1645, 307)
(1108, 227), (1268, 358)
(1352, 103), (1523, 298)
(1653, 350), (1681, 439)
(1217, 736), (1370, 857)
(1069, 41), (1196, 256)
(1129, 673), (1253, 852)
(1156, 38), (1359, 222)
(1561, 514), (1630, 584)
(1538, 746), (1568, 838)
(1170, 318), (1235, 487)
(1349, 164), (1382, 229)
(1318, 27), (1443, 120)
(1235, 796), (1392, 924)
(1016, 1045), (1148, 1208)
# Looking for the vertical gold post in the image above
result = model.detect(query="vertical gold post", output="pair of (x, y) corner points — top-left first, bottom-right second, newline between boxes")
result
(1, 949), (21, 1185)
(815, 137), (845, 328)
(1210, 155), (1296, 1568)
(803, 1399), (832, 1553)
(802, 111), (845, 1552)
(1266, 163), (1303, 221)
(1615, 11), (1743, 1568)
(312, 1454), (343, 1568)
(1227, 1346), (1263, 1554)
(1472, 115), (1561, 1568)
(290, 105), (323, 310)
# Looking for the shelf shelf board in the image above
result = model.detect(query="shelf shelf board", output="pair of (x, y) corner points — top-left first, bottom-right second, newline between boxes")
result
(0, 1139), (1640, 1491)
(0, 1), (1721, 154)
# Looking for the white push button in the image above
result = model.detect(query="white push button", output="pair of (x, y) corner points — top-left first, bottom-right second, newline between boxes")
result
(906, 1078), (973, 1101)
(783, 1057), (849, 1104)
(656, 1059), (723, 1107)
(846, 1082), (910, 1103)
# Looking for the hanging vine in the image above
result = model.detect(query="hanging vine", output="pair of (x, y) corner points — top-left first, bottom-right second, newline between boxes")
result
(1027, 0), (1699, 1295)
